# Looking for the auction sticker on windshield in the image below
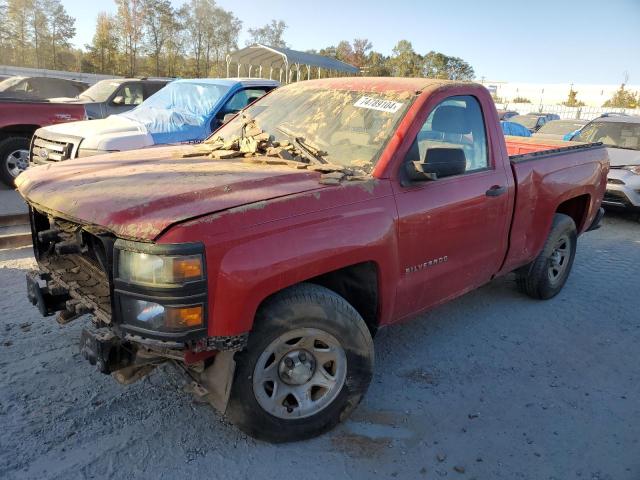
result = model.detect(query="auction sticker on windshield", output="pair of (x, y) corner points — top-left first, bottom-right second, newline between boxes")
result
(354, 96), (404, 113)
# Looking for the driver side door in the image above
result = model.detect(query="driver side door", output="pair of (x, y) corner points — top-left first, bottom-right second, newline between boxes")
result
(393, 95), (512, 320)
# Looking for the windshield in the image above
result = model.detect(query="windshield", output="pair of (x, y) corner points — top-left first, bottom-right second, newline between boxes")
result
(79, 80), (123, 102)
(119, 81), (229, 144)
(572, 121), (640, 150)
(212, 84), (414, 170)
(510, 115), (539, 129)
(537, 120), (585, 135)
(0, 76), (26, 92)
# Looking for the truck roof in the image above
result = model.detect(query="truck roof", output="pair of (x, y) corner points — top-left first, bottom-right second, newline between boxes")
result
(593, 114), (640, 124)
(287, 77), (467, 93)
(172, 78), (280, 88)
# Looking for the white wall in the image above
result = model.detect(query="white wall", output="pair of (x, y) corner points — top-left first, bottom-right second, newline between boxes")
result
(0, 65), (121, 85)
(483, 81), (640, 107)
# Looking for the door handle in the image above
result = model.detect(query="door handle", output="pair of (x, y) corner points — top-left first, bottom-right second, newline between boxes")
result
(486, 185), (507, 197)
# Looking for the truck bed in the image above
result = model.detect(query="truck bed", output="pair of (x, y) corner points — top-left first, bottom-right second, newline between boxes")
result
(505, 135), (601, 159)
(500, 138), (608, 274)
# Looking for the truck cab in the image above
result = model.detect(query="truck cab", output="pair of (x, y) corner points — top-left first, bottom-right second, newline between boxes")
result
(50, 78), (170, 119)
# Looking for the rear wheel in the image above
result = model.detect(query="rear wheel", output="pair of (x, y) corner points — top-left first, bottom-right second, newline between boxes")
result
(226, 283), (374, 443)
(516, 213), (577, 299)
(0, 137), (30, 187)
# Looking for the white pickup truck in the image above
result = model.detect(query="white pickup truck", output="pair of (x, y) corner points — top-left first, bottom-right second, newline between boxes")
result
(29, 78), (278, 164)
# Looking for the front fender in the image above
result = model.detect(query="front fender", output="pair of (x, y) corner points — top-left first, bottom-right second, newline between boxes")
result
(159, 183), (400, 337)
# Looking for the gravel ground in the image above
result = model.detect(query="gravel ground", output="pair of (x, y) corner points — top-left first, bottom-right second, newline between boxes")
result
(0, 213), (638, 480)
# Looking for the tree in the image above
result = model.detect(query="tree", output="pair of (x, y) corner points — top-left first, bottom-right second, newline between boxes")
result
(85, 12), (118, 73)
(0, 0), (11, 64)
(364, 51), (390, 76)
(423, 51), (475, 81)
(351, 38), (372, 68)
(562, 87), (586, 107)
(115, 0), (145, 76)
(142, 0), (174, 76)
(335, 40), (354, 64)
(602, 83), (639, 108)
(184, 0), (215, 76)
(207, 7), (241, 76)
(512, 96), (531, 103)
(47, 0), (76, 70)
(164, 5), (188, 77)
(30, 0), (50, 68)
(246, 19), (287, 48)
(6, 0), (32, 66)
(389, 40), (422, 77)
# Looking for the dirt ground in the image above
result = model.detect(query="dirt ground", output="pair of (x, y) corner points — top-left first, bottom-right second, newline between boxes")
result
(0, 213), (638, 480)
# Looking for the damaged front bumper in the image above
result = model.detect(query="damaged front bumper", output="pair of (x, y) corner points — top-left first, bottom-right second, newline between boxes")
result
(24, 209), (247, 411)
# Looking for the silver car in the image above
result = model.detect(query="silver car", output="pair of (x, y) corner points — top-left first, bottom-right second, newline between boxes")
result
(571, 115), (640, 212)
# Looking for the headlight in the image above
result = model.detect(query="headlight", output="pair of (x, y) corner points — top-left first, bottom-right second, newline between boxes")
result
(623, 165), (640, 175)
(113, 240), (207, 337)
(118, 250), (204, 286)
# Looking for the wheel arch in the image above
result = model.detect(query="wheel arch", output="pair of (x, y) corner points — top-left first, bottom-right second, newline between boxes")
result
(0, 124), (40, 140)
(555, 194), (591, 233)
(257, 261), (381, 336)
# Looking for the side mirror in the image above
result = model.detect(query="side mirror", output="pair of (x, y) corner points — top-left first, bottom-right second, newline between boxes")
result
(405, 148), (467, 181)
(223, 112), (237, 124)
(112, 95), (125, 105)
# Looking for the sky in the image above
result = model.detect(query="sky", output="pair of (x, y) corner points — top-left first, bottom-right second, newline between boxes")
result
(64, 0), (640, 84)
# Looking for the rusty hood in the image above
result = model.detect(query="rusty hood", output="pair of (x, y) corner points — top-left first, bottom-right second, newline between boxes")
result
(16, 145), (324, 241)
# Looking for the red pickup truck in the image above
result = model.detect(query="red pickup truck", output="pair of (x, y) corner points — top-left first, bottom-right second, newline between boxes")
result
(17, 78), (607, 442)
(0, 100), (86, 186)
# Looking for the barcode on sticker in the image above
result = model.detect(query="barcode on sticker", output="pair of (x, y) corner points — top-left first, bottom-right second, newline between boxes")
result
(354, 96), (403, 113)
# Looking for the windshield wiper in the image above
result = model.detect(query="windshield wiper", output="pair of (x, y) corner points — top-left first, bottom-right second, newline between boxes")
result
(276, 125), (327, 164)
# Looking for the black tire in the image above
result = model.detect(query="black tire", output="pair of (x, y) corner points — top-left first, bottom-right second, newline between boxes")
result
(226, 283), (374, 443)
(0, 136), (30, 187)
(516, 213), (577, 299)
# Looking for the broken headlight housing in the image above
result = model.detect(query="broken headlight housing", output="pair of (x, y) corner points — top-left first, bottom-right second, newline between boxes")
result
(113, 240), (207, 340)
(623, 165), (640, 175)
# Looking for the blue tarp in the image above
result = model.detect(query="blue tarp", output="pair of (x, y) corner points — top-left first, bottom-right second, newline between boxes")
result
(501, 121), (531, 137)
(119, 80), (231, 144)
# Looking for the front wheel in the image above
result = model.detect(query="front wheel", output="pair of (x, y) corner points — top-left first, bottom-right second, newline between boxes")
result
(226, 283), (374, 443)
(516, 213), (577, 299)
(0, 137), (31, 187)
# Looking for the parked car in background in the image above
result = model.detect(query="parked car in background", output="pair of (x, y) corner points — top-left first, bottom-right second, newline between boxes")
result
(527, 112), (560, 122)
(571, 114), (640, 213)
(510, 114), (548, 133)
(30, 78), (278, 164)
(501, 120), (532, 137)
(0, 76), (87, 100)
(0, 99), (86, 186)
(497, 109), (519, 121)
(18, 77), (607, 442)
(533, 119), (587, 141)
(50, 78), (170, 119)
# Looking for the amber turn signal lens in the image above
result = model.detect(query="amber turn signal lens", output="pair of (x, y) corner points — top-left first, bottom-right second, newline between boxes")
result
(172, 257), (203, 282)
(165, 306), (203, 329)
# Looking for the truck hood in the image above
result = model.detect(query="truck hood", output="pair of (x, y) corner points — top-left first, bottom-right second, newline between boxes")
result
(16, 146), (323, 241)
(607, 147), (640, 167)
(44, 115), (144, 137)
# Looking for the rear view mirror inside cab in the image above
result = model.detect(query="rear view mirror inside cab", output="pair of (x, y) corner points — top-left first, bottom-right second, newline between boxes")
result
(404, 147), (467, 182)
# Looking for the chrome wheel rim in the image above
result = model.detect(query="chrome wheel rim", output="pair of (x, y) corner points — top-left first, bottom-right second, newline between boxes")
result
(252, 327), (347, 419)
(548, 234), (570, 284)
(6, 149), (29, 177)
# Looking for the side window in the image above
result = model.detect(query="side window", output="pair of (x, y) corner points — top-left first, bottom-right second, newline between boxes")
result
(144, 82), (166, 99)
(221, 88), (268, 115)
(408, 95), (488, 178)
(114, 83), (144, 105)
